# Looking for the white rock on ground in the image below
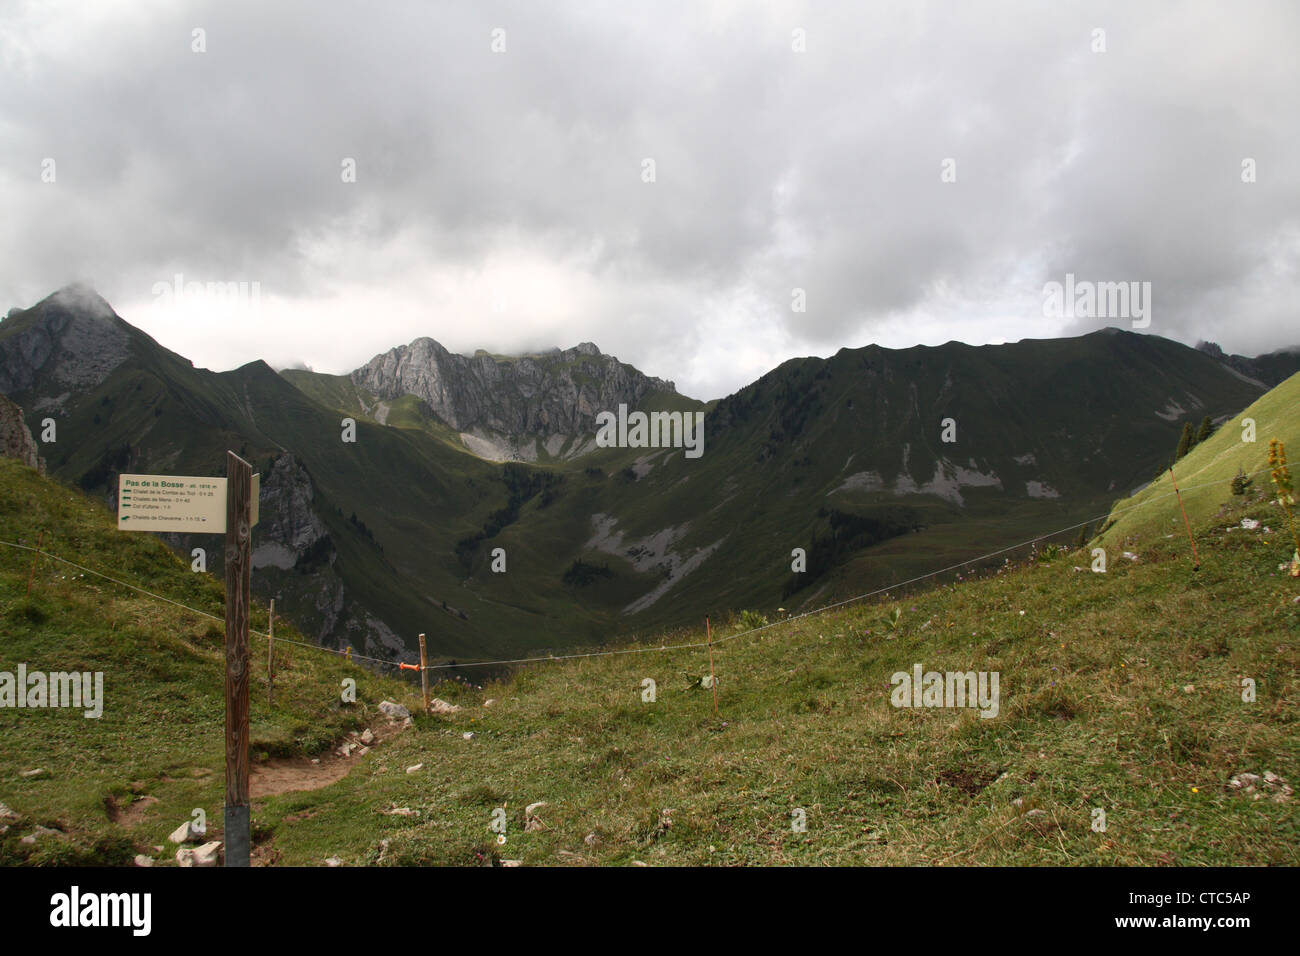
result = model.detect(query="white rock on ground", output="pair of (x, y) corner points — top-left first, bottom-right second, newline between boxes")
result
(360, 729), (375, 746)
(429, 698), (460, 714)
(379, 700), (411, 719)
(406, 763), (423, 774)
(525, 802), (548, 832)
(169, 820), (203, 844)
(324, 856), (343, 867)
(133, 855), (153, 867)
(192, 842), (222, 867)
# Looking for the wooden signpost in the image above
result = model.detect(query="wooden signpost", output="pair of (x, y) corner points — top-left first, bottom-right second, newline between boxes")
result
(117, 453), (259, 867)
(223, 451), (253, 867)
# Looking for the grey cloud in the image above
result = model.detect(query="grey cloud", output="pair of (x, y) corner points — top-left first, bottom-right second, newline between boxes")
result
(1, 0), (1295, 400)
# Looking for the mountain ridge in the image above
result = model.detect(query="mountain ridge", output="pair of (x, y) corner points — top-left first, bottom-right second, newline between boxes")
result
(4, 282), (1299, 663)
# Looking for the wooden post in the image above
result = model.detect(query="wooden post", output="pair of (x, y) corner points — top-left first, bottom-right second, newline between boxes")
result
(418, 633), (430, 714)
(267, 599), (275, 708)
(224, 451), (252, 867)
(1169, 466), (1201, 570)
(25, 531), (42, 599)
(705, 617), (718, 715)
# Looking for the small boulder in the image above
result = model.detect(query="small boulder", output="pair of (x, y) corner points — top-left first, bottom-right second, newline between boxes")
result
(379, 700), (411, 720)
(324, 856), (343, 867)
(360, 729), (375, 746)
(133, 855), (154, 868)
(429, 698), (460, 715)
(169, 820), (203, 844)
(191, 841), (222, 867)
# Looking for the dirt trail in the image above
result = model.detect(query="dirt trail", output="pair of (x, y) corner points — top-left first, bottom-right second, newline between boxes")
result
(250, 717), (408, 798)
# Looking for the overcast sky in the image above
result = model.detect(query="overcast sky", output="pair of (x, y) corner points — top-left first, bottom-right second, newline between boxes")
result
(2, 0), (1297, 400)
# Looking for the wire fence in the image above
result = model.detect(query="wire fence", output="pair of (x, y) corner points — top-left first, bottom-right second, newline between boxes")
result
(0, 463), (1275, 679)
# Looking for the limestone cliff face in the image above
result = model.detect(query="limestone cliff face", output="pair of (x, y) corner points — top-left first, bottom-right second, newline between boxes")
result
(246, 454), (401, 659)
(351, 338), (675, 460)
(0, 393), (45, 473)
(253, 453), (330, 571)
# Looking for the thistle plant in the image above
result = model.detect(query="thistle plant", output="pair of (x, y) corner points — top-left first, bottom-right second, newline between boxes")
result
(1268, 440), (1300, 577)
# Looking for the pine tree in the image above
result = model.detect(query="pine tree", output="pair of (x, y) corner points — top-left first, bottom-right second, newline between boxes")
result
(1196, 415), (1214, 444)
(1175, 422), (1195, 461)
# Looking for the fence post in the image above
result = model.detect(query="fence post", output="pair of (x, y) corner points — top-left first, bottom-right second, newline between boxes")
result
(267, 599), (275, 708)
(419, 633), (429, 714)
(705, 617), (718, 715)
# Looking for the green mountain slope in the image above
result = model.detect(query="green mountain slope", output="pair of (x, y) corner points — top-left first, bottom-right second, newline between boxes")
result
(4, 449), (1295, 866)
(3, 285), (1295, 663)
(0, 456), (416, 865)
(1096, 371), (1300, 551)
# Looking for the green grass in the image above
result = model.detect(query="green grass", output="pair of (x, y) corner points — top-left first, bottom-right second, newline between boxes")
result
(253, 495), (1297, 866)
(0, 457), (419, 865)
(1097, 371), (1300, 550)
(3, 454), (1295, 866)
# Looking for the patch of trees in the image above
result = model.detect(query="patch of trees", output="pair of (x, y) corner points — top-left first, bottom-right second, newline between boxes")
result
(1171, 415), (1216, 469)
(782, 505), (921, 597)
(295, 533), (335, 573)
(456, 463), (564, 567)
(562, 559), (613, 587)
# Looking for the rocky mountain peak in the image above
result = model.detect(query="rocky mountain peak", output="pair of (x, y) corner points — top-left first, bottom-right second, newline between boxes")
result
(0, 284), (132, 402)
(350, 335), (676, 460)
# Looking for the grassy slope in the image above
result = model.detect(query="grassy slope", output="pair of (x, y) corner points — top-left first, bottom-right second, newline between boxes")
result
(1097, 371), (1300, 550)
(2, 429), (1298, 865)
(255, 482), (1299, 866)
(0, 458), (421, 865)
